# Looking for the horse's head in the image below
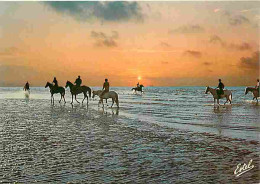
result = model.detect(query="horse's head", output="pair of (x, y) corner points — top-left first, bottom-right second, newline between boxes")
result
(205, 86), (209, 94)
(65, 81), (71, 88)
(45, 82), (50, 88)
(140, 84), (144, 88)
(92, 91), (97, 98)
(245, 87), (249, 95)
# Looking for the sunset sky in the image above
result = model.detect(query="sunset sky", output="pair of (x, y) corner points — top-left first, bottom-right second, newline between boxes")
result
(0, 1), (259, 87)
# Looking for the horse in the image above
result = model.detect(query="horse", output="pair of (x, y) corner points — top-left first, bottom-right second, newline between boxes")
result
(132, 84), (144, 93)
(65, 81), (91, 104)
(92, 90), (119, 107)
(45, 82), (66, 104)
(245, 87), (259, 103)
(92, 90), (108, 104)
(205, 86), (232, 106)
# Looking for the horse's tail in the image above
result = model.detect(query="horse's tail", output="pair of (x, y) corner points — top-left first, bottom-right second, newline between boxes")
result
(88, 88), (91, 99)
(115, 93), (119, 107)
(229, 92), (232, 101)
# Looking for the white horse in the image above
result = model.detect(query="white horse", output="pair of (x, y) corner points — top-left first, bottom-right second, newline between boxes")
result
(92, 90), (119, 107)
(245, 87), (259, 103)
(205, 86), (232, 106)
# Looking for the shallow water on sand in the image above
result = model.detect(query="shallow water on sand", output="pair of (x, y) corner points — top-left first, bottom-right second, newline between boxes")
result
(0, 87), (259, 183)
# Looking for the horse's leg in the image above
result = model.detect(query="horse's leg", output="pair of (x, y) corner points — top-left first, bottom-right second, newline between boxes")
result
(224, 96), (228, 105)
(82, 93), (86, 104)
(214, 98), (216, 106)
(63, 94), (66, 103)
(59, 93), (62, 103)
(111, 98), (114, 108)
(71, 94), (73, 104)
(75, 95), (80, 103)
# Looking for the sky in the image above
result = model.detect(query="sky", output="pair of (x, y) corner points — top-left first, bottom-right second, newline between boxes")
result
(0, 1), (259, 87)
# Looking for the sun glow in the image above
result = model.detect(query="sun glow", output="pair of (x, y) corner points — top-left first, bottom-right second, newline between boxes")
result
(138, 76), (142, 80)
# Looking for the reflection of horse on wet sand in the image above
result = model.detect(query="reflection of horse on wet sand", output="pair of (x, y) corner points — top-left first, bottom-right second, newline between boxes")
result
(245, 87), (259, 104)
(45, 82), (66, 104)
(205, 86), (232, 106)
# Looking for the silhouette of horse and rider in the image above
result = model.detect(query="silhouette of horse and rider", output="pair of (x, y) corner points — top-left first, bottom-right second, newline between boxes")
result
(26, 77), (259, 106)
(132, 82), (144, 93)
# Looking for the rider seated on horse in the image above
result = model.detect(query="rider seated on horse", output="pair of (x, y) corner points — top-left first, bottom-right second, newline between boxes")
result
(74, 76), (82, 89)
(24, 81), (30, 91)
(217, 79), (225, 99)
(137, 82), (140, 88)
(53, 77), (58, 89)
(101, 79), (109, 97)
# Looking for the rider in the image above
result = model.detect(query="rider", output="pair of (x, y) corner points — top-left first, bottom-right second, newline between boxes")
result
(74, 76), (82, 88)
(53, 77), (58, 88)
(101, 78), (110, 97)
(24, 81), (30, 91)
(137, 82), (140, 88)
(217, 79), (225, 99)
(256, 79), (259, 92)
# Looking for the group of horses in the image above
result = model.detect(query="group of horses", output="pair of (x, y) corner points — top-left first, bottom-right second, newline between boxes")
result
(205, 86), (259, 106)
(45, 81), (119, 107)
(42, 82), (258, 108)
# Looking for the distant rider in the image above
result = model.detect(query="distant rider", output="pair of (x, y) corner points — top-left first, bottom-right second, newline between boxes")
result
(74, 76), (82, 89)
(24, 81), (30, 91)
(137, 82), (140, 88)
(101, 78), (110, 98)
(217, 79), (225, 99)
(53, 77), (58, 88)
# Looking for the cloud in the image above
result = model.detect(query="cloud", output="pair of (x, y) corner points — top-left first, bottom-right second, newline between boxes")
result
(239, 51), (259, 70)
(209, 35), (252, 51)
(229, 15), (250, 26)
(184, 50), (202, 58)
(169, 24), (204, 34)
(0, 47), (23, 57)
(160, 42), (171, 48)
(203, 62), (212, 66)
(229, 42), (252, 51)
(221, 11), (250, 26)
(209, 35), (224, 44)
(91, 31), (119, 47)
(44, 2), (144, 23)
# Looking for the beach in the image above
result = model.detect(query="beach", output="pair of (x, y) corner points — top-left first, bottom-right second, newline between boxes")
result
(0, 87), (259, 183)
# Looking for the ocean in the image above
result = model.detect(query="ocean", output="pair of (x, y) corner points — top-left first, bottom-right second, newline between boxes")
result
(0, 86), (259, 183)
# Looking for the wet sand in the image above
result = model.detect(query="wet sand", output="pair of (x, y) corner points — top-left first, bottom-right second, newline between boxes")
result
(0, 99), (259, 183)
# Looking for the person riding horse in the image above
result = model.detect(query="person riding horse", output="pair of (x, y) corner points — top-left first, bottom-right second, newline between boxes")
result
(137, 82), (140, 88)
(217, 79), (225, 99)
(53, 77), (58, 89)
(74, 76), (82, 90)
(24, 81), (30, 91)
(101, 79), (109, 97)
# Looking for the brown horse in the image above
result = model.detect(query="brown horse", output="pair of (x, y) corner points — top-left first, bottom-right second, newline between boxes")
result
(65, 81), (91, 104)
(45, 82), (66, 104)
(245, 87), (259, 103)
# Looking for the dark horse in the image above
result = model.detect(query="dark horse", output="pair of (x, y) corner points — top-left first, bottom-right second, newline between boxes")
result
(45, 82), (66, 104)
(65, 81), (91, 104)
(132, 84), (144, 93)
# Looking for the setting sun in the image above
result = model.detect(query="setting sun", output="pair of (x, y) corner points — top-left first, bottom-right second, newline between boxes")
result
(138, 76), (142, 80)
